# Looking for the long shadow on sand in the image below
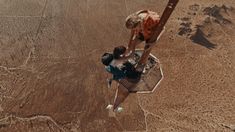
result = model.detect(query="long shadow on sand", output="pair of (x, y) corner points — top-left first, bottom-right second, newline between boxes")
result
(190, 27), (216, 50)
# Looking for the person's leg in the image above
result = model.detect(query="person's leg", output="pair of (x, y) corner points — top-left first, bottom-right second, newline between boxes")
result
(108, 74), (122, 88)
(105, 66), (113, 88)
(136, 42), (155, 72)
(126, 38), (143, 56)
(107, 78), (113, 88)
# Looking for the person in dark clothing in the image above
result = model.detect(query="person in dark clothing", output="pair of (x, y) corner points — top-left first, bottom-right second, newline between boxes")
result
(101, 46), (127, 88)
(122, 61), (141, 80)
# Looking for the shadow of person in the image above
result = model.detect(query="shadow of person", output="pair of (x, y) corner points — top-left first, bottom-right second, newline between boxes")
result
(190, 27), (217, 50)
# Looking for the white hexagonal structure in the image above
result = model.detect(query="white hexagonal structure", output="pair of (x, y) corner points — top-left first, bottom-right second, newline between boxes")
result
(119, 49), (164, 93)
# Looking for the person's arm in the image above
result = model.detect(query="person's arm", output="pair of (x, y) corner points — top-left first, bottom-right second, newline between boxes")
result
(125, 30), (136, 57)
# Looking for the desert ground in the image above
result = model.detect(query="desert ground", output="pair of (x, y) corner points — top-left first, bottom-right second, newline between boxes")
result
(0, 0), (234, 131)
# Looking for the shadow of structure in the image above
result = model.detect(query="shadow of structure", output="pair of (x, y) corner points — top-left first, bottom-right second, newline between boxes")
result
(190, 27), (216, 50)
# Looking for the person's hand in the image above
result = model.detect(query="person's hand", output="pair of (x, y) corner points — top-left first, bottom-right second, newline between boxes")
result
(125, 51), (132, 57)
(119, 49), (134, 60)
(123, 48), (134, 57)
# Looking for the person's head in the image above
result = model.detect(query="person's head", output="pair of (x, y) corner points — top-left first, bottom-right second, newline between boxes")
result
(125, 14), (141, 29)
(113, 46), (126, 59)
(101, 53), (113, 66)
